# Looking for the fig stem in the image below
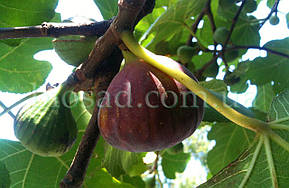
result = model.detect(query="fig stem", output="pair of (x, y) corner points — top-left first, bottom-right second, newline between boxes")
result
(0, 92), (43, 117)
(120, 31), (269, 133)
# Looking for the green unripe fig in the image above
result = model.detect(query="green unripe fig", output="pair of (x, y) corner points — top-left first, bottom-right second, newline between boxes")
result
(166, 142), (184, 155)
(244, 0), (257, 13)
(269, 15), (279, 25)
(224, 49), (239, 62)
(53, 35), (97, 67)
(69, 92), (92, 130)
(177, 45), (198, 64)
(14, 86), (78, 157)
(203, 61), (219, 77)
(213, 27), (230, 45)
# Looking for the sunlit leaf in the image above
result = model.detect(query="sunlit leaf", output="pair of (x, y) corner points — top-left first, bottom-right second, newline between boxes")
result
(253, 83), (275, 113)
(0, 161), (10, 188)
(93, 0), (118, 20)
(147, 0), (206, 46)
(103, 144), (147, 178)
(161, 151), (190, 179)
(207, 123), (255, 175)
(200, 90), (289, 187)
(0, 0), (58, 27)
(0, 38), (53, 93)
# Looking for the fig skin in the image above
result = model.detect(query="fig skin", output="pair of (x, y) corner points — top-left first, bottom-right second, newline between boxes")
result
(98, 60), (204, 152)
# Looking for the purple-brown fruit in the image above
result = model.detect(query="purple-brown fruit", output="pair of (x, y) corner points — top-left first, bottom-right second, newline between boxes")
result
(98, 60), (204, 152)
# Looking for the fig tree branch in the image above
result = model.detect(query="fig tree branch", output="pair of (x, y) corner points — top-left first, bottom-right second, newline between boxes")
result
(222, 0), (246, 69)
(61, 49), (122, 188)
(60, 106), (99, 188)
(60, 1), (155, 187)
(186, 0), (210, 46)
(232, 45), (289, 59)
(0, 20), (113, 39)
(223, 0), (247, 48)
(66, 0), (155, 90)
(258, 0), (280, 30)
(76, 0), (151, 80)
(205, 0), (216, 34)
(0, 101), (16, 119)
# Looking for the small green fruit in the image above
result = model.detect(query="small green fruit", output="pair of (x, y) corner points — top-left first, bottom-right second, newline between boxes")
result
(166, 142), (184, 155)
(269, 15), (280, 25)
(53, 35), (97, 67)
(14, 86), (78, 157)
(213, 27), (230, 45)
(177, 45), (198, 64)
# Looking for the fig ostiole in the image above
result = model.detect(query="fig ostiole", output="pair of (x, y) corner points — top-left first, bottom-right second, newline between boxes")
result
(14, 85), (78, 157)
(98, 58), (204, 152)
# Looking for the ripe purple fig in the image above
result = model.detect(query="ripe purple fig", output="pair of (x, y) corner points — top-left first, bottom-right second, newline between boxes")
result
(98, 60), (204, 152)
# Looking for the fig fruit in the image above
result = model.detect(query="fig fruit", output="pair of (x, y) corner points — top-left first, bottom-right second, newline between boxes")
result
(98, 60), (204, 152)
(269, 15), (279, 25)
(177, 45), (198, 64)
(53, 35), (96, 67)
(213, 27), (230, 45)
(14, 86), (77, 157)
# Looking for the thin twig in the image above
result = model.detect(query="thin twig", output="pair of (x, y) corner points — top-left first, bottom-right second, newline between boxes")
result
(221, 0), (247, 69)
(258, 0), (280, 30)
(186, 0), (210, 46)
(0, 101), (16, 119)
(151, 151), (159, 173)
(223, 0), (247, 49)
(0, 92), (43, 117)
(60, 106), (99, 188)
(205, 0), (218, 54)
(0, 20), (113, 39)
(232, 45), (289, 59)
(205, 0), (216, 34)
